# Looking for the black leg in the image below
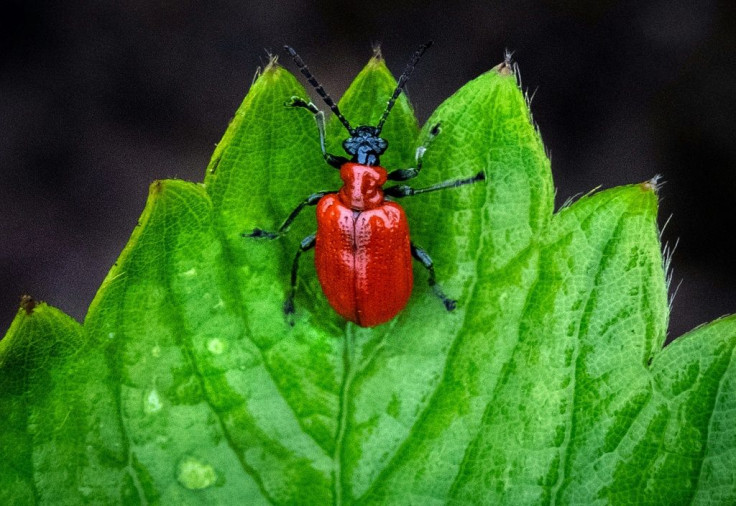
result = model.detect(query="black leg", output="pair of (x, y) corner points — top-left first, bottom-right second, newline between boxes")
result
(385, 171), (486, 198)
(411, 243), (456, 311)
(388, 123), (441, 182)
(286, 97), (349, 169)
(284, 233), (317, 325)
(243, 191), (333, 239)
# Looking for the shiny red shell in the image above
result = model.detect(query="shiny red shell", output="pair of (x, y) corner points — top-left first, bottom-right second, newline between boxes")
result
(315, 163), (413, 327)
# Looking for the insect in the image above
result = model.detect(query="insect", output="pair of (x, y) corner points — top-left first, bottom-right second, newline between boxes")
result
(244, 42), (485, 327)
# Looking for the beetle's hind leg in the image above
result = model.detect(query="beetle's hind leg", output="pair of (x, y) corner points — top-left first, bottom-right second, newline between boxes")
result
(410, 243), (456, 311)
(283, 233), (317, 326)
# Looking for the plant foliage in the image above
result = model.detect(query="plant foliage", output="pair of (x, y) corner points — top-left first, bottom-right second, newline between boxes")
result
(2, 53), (735, 505)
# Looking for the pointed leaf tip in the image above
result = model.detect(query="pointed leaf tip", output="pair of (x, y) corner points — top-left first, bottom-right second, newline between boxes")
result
(148, 178), (203, 201)
(262, 54), (282, 76)
(371, 43), (383, 60)
(149, 179), (165, 196)
(640, 174), (665, 194)
(19, 295), (37, 315)
(494, 50), (516, 77)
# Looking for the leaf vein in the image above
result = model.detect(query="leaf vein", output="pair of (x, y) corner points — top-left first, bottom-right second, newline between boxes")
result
(161, 196), (276, 503)
(690, 338), (736, 501)
(551, 203), (629, 503)
(448, 251), (542, 498)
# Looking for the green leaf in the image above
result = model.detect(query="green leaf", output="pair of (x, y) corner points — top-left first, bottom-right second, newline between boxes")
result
(2, 53), (735, 505)
(0, 299), (84, 505)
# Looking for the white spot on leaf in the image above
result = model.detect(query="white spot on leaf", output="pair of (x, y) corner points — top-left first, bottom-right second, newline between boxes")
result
(176, 456), (217, 490)
(144, 389), (163, 413)
(207, 338), (225, 355)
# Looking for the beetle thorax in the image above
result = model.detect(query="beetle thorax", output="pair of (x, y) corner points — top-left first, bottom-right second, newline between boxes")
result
(338, 163), (387, 211)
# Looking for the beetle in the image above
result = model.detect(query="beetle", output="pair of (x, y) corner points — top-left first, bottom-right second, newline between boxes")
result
(244, 42), (485, 327)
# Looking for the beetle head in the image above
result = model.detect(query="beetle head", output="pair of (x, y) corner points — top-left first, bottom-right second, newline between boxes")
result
(285, 42), (432, 167)
(343, 126), (388, 166)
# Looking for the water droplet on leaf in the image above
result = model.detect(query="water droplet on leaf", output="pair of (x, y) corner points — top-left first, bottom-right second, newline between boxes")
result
(144, 389), (163, 413)
(176, 456), (217, 490)
(207, 338), (225, 355)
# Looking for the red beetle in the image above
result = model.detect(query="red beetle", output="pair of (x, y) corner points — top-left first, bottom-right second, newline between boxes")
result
(246, 43), (485, 326)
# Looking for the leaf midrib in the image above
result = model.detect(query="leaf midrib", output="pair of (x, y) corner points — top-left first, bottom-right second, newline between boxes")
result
(333, 327), (352, 506)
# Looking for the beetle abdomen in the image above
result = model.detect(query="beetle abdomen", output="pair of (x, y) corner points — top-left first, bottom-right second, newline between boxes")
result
(315, 194), (413, 327)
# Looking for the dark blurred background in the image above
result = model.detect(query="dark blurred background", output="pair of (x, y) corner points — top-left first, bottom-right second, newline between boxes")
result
(1, 0), (734, 339)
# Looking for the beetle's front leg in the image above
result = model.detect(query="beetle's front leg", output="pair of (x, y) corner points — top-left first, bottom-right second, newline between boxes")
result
(388, 122), (441, 181)
(243, 191), (334, 239)
(286, 97), (349, 169)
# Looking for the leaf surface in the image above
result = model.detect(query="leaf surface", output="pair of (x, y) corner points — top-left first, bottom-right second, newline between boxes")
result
(1, 54), (735, 505)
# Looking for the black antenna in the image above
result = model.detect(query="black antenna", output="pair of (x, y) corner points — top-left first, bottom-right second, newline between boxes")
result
(284, 45), (354, 134)
(375, 41), (433, 134)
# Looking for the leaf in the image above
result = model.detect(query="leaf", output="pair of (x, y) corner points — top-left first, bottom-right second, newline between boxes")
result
(0, 299), (84, 504)
(2, 52), (735, 505)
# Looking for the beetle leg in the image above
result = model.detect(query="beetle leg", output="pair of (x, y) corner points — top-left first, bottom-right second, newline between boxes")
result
(385, 171), (485, 198)
(386, 148), (424, 181)
(410, 243), (456, 311)
(286, 97), (349, 169)
(387, 122), (442, 181)
(243, 191), (334, 239)
(284, 233), (317, 326)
